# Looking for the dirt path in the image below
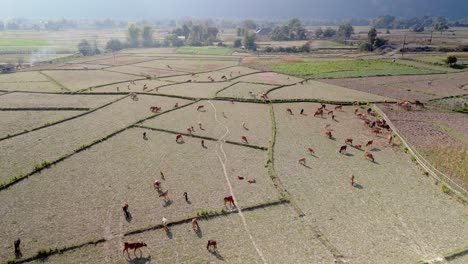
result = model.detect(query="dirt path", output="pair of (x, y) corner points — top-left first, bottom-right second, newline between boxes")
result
(208, 100), (267, 263)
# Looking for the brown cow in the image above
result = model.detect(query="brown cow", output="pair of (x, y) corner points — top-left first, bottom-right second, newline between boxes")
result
(176, 134), (183, 142)
(286, 108), (293, 115)
(345, 138), (353, 145)
(241, 136), (248, 144)
(248, 179), (256, 183)
(350, 175), (355, 186)
(159, 190), (170, 202)
(298, 157), (306, 165)
(339, 145), (347, 154)
(366, 140), (373, 148)
(224, 196), (235, 207)
(207, 240), (217, 251)
(364, 151), (375, 162)
(354, 144), (362, 150)
(325, 130), (332, 139)
(335, 105), (343, 111)
(122, 202), (130, 219)
(192, 218), (199, 231)
(307, 147), (315, 155)
(123, 242), (147, 258)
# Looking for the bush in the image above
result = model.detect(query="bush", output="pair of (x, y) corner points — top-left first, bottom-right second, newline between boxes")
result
(359, 42), (373, 51)
(233, 39), (242, 48)
(441, 184), (450, 194)
(445, 56), (457, 66)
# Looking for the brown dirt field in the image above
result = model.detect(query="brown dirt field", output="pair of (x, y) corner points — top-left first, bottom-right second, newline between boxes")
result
(217, 82), (276, 99)
(0, 81), (62, 92)
(0, 72), (50, 83)
(37, 205), (335, 263)
(66, 54), (117, 64)
(0, 127), (278, 261)
(133, 59), (238, 73)
(56, 63), (109, 70)
(142, 100), (271, 147)
(235, 72), (304, 85)
(118, 48), (176, 54)
(0, 111), (83, 137)
(0, 95), (192, 182)
(159, 66), (258, 83)
(272, 103), (468, 263)
(41, 70), (138, 91)
(0, 93), (119, 109)
(105, 65), (184, 77)
(268, 80), (391, 102)
(86, 79), (172, 93)
(321, 72), (468, 101)
(158, 82), (231, 98)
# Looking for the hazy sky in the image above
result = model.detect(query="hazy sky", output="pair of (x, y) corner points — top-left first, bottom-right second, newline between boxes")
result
(1, 0), (467, 19)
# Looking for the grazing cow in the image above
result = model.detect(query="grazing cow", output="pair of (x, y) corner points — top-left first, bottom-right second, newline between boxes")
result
(192, 218), (199, 231)
(183, 192), (189, 202)
(166, 65), (172, 69)
(350, 175), (355, 186)
(388, 135), (393, 145)
(300, 109), (304, 115)
(364, 151), (375, 162)
(197, 105), (205, 111)
(201, 140), (206, 148)
(237, 176), (244, 180)
(414, 100), (425, 108)
(187, 127), (192, 134)
(328, 111), (334, 116)
(335, 105), (343, 111)
(176, 134), (183, 142)
(298, 157), (306, 165)
(159, 190), (170, 202)
(307, 147), (315, 155)
(314, 110), (323, 117)
(143, 84), (148, 91)
(241, 136), (248, 144)
(116, 87), (120, 91)
(224, 196), (235, 207)
(354, 144), (362, 150)
(14, 239), (21, 256)
(366, 140), (373, 148)
(248, 179), (256, 183)
(339, 145), (347, 154)
(286, 108), (293, 115)
(325, 130), (332, 139)
(154, 180), (161, 190)
(221, 75), (227, 81)
(354, 108), (359, 115)
(372, 127), (381, 135)
(174, 103), (179, 108)
(150, 106), (161, 113)
(122, 202), (130, 219)
(198, 122), (203, 130)
(345, 138), (353, 145)
(162, 217), (169, 231)
(160, 171), (165, 180)
(207, 240), (217, 251)
(143, 132), (147, 140)
(123, 242), (147, 258)
(367, 108), (372, 115)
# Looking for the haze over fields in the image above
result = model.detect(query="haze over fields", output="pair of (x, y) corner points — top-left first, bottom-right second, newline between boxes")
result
(1, 0), (467, 19)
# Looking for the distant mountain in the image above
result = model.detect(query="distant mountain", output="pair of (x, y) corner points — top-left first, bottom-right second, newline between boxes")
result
(1, 0), (466, 20)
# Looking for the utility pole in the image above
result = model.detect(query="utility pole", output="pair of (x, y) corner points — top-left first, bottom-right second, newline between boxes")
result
(429, 30), (433, 45)
(401, 35), (406, 57)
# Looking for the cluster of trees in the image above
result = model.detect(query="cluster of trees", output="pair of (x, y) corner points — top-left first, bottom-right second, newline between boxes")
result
(78, 39), (101, 56)
(171, 23), (219, 46)
(125, 24), (156, 48)
(270, 18), (307, 41)
(372, 15), (449, 33)
(314, 23), (354, 39)
(359, 27), (387, 51)
(262, 44), (310, 53)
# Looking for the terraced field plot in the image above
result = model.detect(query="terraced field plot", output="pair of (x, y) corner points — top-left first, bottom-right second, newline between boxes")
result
(105, 65), (184, 77)
(0, 110), (83, 138)
(0, 95), (192, 183)
(217, 82), (276, 99)
(268, 80), (391, 102)
(160, 66), (257, 83)
(0, 93), (119, 109)
(142, 100), (271, 148)
(272, 103), (468, 263)
(90, 56), (157, 66)
(235, 72), (303, 85)
(0, 71), (50, 82)
(0, 128), (278, 261)
(84, 79), (173, 93)
(0, 81), (62, 92)
(176, 46), (233, 55)
(157, 82), (231, 98)
(134, 59), (238, 73)
(41, 70), (138, 91)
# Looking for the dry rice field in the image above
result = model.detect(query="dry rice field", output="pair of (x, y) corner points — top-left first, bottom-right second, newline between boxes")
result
(0, 49), (467, 264)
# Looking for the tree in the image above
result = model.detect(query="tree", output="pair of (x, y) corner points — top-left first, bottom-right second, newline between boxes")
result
(323, 28), (337, 38)
(233, 39), (242, 48)
(242, 19), (257, 30)
(165, 34), (184, 47)
(373, 37), (387, 49)
(315, 27), (323, 38)
(359, 43), (373, 52)
(338, 23), (354, 39)
(106, 39), (124, 52)
(445, 56), (457, 67)
(127, 24), (141, 48)
(410, 25), (424, 32)
(142, 25), (154, 47)
(0, 21), (4, 31)
(78, 40), (93, 56)
(372, 15), (396, 28)
(368, 27), (377, 45)
(243, 32), (257, 51)
(298, 43), (311, 53)
(288, 18), (306, 40)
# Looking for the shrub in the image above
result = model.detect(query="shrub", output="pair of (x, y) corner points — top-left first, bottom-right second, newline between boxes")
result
(441, 184), (450, 194)
(359, 43), (373, 51)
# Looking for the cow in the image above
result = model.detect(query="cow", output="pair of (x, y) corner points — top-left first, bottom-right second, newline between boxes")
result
(298, 157), (306, 165)
(248, 179), (256, 183)
(224, 196), (235, 207)
(364, 152), (375, 162)
(325, 130), (332, 139)
(14, 239), (21, 256)
(154, 180), (161, 190)
(335, 105), (343, 111)
(350, 175), (355, 186)
(241, 136), (248, 144)
(122, 202), (130, 219)
(366, 140), (373, 148)
(339, 145), (347, 154)
(354, 144), (362, 150)
(286, 108), (293, 115)
(159, 190), (170, 202)
(176, 134), (183, 143)
(123, 242), (147, 258)
(307, 147), (315, 155)
(192, 218), (199, 231)
(345, 138), (353, 145)
(207, 240), (217, 252)
(197, 105), (205, 111)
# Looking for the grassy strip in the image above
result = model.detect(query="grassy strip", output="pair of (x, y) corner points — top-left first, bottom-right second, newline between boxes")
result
(416, 245), (468, 264)
(0, 95), (128, 142)
(0, 100), (197, 191)
(0, 107), (89, 111)
(134, 125), (268, 151)
(38, 71), (70, 92)
(431, 120), (468, 144)
(266, 104), (305, 216)
(125, 200), (286, 237)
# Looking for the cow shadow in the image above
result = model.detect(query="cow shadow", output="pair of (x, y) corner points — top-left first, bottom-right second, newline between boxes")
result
(125, 213), (133, 223)
(127, 256), (152, 264)
(210, 251), (224, 261)
(195, 227), (203, 238)
(371, 148), (381, 152)
(165, 228), (173, 239)
(300, 164), (312, 169)
(344, 153), (354, 157)
(176, 140), (185, 144)
(15, 250), (22, 259)
(163, 200), (173, 207)
(353, 183), (363, 189)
